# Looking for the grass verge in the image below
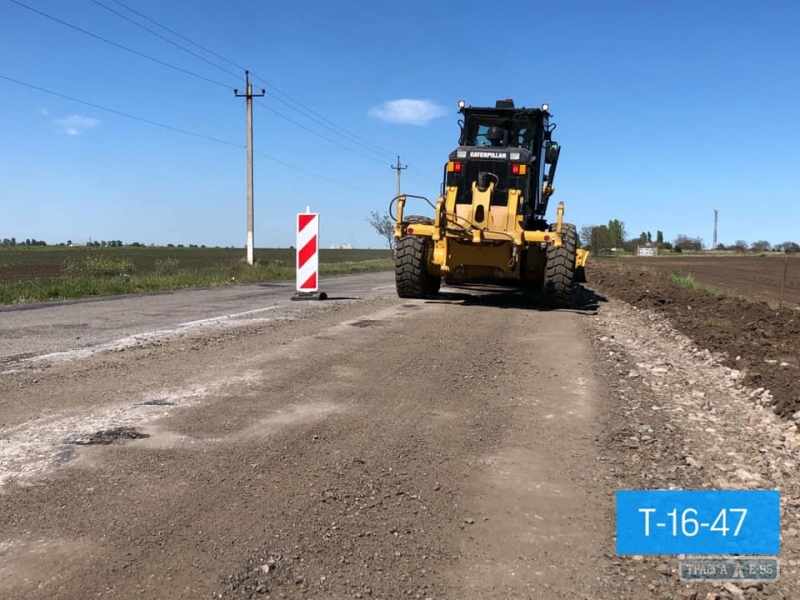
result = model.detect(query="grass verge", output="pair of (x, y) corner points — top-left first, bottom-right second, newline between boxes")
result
(0, 257), (394, 305)
(669, 269), (723, 296)
(668, 269), (797, 311)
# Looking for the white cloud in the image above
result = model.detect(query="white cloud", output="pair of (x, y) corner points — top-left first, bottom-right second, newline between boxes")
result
(39, 107), (50, 117)
(369, 99), (447, 125)
(55, 114), (100, 136)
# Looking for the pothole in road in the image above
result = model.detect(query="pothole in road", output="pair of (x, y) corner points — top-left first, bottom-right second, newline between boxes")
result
(349, 319), (382, 328)
(136, 398), (176, 406)
(65, 427), (150, 446)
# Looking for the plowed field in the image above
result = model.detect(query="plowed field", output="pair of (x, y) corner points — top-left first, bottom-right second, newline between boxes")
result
(614, 255), (800, 307)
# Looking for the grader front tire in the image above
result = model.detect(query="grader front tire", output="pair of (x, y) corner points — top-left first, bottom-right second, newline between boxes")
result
(395, 235), (428, 298)
(543, 222), (578, 307)
(395, 216), (438, 299)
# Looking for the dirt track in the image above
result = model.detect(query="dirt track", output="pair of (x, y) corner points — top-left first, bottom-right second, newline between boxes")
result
(2, 276), (800, 599)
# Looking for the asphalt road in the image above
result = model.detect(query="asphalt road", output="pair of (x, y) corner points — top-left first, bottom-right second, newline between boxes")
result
(0, 272), (394, 370)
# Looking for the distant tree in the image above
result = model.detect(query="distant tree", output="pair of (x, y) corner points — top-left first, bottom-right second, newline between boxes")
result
(167, 243), (175, 248)
(716, 243), (726, 250)
(661, 241), (673, 251)
(621, 237), (639, 253)
(674, 234), (703, 252)
(591, 225), (614, 254)
(638, 231), (648, 245)
(656, 230), (664, 245)
(733, 240), (749, 253)
(367, 210), (395, 251)
(751, 240), (771, 252)
(579, 225), (594, 248)
(607, 219), (626, 249)
(776, 241), (800, 254)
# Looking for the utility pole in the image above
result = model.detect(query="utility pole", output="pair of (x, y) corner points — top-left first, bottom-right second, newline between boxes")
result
(390, 155), (408, 197)
(234, 70), (265, 265)
(713, 207), (718, 250)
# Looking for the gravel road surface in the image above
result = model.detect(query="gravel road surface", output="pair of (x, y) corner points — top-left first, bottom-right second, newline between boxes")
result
(1, 274), (798, 600)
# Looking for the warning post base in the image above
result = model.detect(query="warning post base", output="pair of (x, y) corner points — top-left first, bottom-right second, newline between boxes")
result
(291, 291), (328, 301)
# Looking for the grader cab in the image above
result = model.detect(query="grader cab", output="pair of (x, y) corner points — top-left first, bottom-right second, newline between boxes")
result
(392, 98), (588, 306)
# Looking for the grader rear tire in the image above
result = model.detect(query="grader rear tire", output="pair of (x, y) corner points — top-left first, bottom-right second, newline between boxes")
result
(395, 216), (438, 299)
(543, 222), (578, 307)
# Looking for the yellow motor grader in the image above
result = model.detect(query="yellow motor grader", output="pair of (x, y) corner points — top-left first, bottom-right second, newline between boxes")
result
(392, 98), (588, 306)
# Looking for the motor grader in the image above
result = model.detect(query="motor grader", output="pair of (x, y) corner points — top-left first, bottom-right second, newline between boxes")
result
(392, 98), (588, 306)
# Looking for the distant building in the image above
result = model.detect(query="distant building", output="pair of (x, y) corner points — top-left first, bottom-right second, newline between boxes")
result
(636, 245), (658, 257)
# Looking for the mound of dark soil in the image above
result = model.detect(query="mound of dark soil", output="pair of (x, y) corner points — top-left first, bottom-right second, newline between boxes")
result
(587, 263), (800, 419)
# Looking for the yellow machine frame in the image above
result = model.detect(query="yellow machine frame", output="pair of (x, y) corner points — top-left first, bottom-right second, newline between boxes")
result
(393, 183), (588, 279)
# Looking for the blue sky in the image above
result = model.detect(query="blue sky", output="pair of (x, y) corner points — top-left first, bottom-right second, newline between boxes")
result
(1, 0), (798, 249)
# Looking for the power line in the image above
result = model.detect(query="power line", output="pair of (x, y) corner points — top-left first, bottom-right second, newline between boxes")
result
(252, 150), (380, 195)
(406, 165), (441, 186)
(92, 0), (442, 183)
(20, 0), (386, 166)
(110, 0), (247, 73)
(13, 0), (441, 185)
(255, 99), (387, 166)
(0, 73), (381, 195)
(89, 0), (241, 81)
(253, 78), (396, 160)
(261, 90), (392, 161)
(102, 0), (399, 161)
(9, 0), (231, 90)
(0, 73), (239, 147)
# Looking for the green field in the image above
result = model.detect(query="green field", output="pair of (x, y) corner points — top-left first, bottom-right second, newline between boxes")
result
(0, 246), (393, 305)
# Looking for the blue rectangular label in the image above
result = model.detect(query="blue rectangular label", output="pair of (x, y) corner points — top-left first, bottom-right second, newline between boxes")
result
(616, 490), (780, 555)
